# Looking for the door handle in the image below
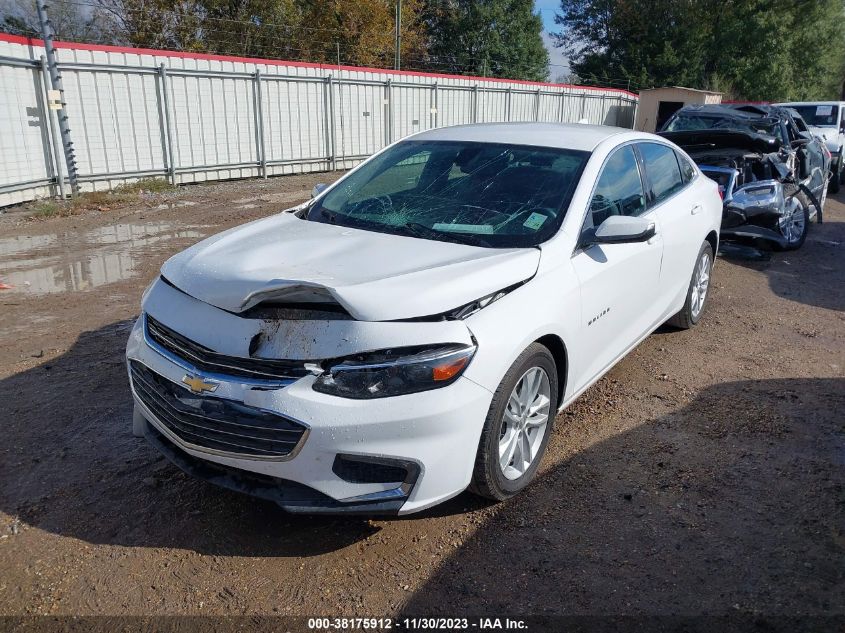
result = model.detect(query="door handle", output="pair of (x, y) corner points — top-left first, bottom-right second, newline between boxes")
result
(691, 204), (702, 215)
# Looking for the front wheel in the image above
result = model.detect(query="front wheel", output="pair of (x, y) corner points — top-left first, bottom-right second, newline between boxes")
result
(830, 154), (842, 193)
(470, 344), (558, 501)
(778, 194), (810, 250)
(667, 241), (713, 330)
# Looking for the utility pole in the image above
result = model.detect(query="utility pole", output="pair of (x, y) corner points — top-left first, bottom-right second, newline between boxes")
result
(394, 0), (402, 71)
(36, 0), (79, 196)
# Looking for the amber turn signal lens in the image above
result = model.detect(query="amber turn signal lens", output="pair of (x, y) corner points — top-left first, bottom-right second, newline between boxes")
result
(432, 356), (470, 381)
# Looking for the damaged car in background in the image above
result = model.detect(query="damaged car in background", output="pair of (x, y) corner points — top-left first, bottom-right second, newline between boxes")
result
(660, 104), (830, 250)
(126, 123), (722, 514)
(775, 101), (845, 193)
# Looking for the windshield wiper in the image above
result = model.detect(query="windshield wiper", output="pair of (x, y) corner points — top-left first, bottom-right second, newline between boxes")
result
(402, 222), (492, 248)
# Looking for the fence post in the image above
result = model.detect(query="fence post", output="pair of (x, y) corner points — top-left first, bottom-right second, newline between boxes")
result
(506, 87), (512, 121)
(385, 78), (393, 145)
(432, 82), (438, 128)
(254, 69), (266, 178)
(557, 91), (566, 122)
(38, 55), (64, 199)
(579, 93), (587, 122)
(534, 88), (541, 121)
(158, 64), (177, 185)
(472, 85), (479, 123)
(325, 75), (336, 171)
(36, 0), (78, 195)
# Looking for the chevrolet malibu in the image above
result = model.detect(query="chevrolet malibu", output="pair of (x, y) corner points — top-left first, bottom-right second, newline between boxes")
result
(126, 123), (722, 514)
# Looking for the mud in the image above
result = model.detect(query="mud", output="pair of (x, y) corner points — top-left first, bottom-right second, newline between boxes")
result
(0, 173), (842, 620)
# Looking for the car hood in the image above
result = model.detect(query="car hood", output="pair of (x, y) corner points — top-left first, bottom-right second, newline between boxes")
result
(659, 129), (781, 154)
(161, 212), (541, 322)
(808, 126), (842, 147)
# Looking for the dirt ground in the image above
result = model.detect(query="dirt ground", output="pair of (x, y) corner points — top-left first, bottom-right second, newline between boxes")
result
(0, 172), (843, 624)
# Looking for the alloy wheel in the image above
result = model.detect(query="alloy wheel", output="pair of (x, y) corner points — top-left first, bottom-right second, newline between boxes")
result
(499, 367), (551, 480)
(780, 200), (806, 244)
(690, 251), (711, 319)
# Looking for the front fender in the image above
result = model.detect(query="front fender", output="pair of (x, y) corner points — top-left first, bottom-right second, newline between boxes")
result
(461, 261), (581, 402)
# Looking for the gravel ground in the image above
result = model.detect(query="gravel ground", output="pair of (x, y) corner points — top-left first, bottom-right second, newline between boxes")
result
(0, 173), (842, 623)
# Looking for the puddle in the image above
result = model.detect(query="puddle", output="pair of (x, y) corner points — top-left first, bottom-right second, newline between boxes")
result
(153, 200), (198, 210)
(233, 191), (309, 207)
(0, 222), (206, 296)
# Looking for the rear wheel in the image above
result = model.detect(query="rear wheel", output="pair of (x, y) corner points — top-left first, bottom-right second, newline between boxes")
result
(667, 241), (713, 330)
(470, 344), (558, 501)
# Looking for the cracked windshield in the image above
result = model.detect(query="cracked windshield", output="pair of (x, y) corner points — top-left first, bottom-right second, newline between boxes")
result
(306, 141), (590, 247)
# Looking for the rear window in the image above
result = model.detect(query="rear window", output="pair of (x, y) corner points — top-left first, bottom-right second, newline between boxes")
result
(677, 151), (696, 183)
(639, 143), (684, 205)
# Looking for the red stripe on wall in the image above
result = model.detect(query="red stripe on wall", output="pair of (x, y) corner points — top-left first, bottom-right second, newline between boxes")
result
(0, 32), (639, 98)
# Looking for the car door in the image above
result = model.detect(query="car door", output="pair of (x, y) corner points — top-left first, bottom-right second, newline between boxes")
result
(638, 142), (706, 308)
(570, 144), (664, 389)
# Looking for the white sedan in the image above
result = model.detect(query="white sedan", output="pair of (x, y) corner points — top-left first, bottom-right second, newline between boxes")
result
(126, 123), (722, 514)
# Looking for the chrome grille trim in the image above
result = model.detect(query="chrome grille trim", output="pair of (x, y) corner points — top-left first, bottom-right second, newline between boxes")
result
(144, 314), (309, 383)
(130, 360), (308, 461)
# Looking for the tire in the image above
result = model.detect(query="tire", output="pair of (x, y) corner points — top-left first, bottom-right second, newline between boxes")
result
(778, 193), (810, 251)
(667, 241), (713, 330)
(470, 343), (558, 501)
(132, 405), (147, 438)
(831, 153), (842, 193)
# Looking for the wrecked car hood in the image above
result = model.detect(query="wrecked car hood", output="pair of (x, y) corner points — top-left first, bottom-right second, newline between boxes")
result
(660, 130), (780, 154)
(161, 213), (540, 322)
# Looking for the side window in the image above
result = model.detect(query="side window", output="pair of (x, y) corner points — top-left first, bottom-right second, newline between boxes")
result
(677, 151), (696, 183)
(639, 142), (684, 205)
(585, 146), (646, 231)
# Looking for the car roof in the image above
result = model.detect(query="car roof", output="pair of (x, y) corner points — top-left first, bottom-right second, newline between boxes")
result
(675, 104), (784, 120)
(409, 122), (632, 152)
(775, 101), (845, 106)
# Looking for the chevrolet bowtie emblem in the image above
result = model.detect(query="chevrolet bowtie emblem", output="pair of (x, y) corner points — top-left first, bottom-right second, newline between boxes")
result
(181, 374), (219, 395)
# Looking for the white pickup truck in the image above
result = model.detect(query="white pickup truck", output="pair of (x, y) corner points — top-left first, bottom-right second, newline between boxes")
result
(777, 101), (845, 193)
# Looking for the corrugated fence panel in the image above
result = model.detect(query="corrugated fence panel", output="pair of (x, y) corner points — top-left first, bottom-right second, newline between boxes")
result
(0, 61), (53, 205)
(391, 84), (432, 140)
(0, 34), (637, 207)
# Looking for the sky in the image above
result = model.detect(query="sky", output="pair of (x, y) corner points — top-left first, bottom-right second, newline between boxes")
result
(535, 0), (571, 79)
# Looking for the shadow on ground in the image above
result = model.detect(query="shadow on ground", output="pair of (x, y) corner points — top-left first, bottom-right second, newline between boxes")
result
(718, 190), (845, 312)
(403, 376), (845, 616)
(0, 319), (389, 556)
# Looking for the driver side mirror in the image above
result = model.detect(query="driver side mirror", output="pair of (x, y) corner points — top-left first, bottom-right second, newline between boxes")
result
(588, 215), (656, 246)
(311, 183), (328, 199)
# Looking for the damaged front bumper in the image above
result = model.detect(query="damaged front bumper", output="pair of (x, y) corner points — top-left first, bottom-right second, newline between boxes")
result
(702, 168), (798, 248)
(126, 278), (494, 515)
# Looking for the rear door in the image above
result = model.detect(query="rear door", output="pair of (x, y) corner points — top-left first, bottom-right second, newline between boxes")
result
(570, 144), (664, 388)
(637, 142), (707, 307)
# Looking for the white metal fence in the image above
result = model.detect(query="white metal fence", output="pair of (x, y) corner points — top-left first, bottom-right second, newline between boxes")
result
(0, 34), (639, 208)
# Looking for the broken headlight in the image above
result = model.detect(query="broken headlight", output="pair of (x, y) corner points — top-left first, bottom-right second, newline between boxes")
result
(312, 344), (476, 399)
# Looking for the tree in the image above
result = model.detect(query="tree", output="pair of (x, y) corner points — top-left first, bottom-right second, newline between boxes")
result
(0, 0), (108, 41)
(425, 0), (549, 81)
(553, 0), (845, 100)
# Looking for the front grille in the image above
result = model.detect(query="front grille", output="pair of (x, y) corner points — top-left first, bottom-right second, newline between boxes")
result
(145, 314), (309, 381)
(130, 360), (307, 459)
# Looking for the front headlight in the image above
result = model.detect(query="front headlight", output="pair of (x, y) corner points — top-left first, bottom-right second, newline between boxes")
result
(312, 344), (476, 399)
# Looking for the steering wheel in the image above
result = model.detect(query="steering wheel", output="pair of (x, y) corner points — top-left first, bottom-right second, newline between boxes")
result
(351, 194), (393, 216)
(590, 194), (622, 225)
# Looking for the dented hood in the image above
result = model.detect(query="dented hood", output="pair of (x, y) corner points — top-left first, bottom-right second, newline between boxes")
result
(161, 213), (540, 322)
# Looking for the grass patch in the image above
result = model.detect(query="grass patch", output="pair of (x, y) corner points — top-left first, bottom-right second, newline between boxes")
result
(25, 178), (177, 220)
(30, 200), (61, 218)
(113, 177), (176, 194)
